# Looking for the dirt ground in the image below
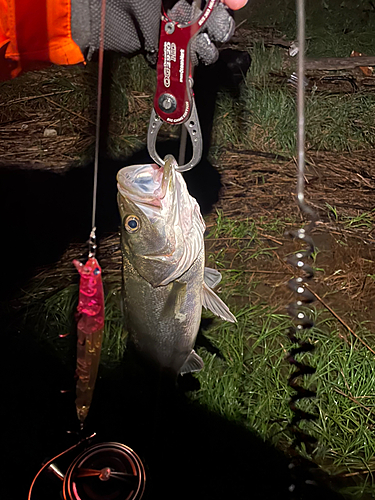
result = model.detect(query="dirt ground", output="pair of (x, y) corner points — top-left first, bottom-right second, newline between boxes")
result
(207, 149), (375, 332)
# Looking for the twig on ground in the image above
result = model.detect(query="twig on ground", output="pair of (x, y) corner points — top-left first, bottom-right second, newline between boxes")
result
(333, 387), (372, 412)
(218, 269), (285, 274)
(305, 56), (375, 71)
(256, 229), (284, 245)
(43, 97), (96, 126)
(339, 470), (374, 478)
(305, 285), (375, 356)
(209, 235), (283, 245)
(0, 90), (74, 106)
(272, 250), (375, 356)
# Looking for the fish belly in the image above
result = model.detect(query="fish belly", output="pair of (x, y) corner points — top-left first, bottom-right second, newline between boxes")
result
(122, 248), (204, 375)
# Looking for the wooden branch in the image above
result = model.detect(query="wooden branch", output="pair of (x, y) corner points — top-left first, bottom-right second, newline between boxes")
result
(271, 251), (375, 356)
(305, 285), (375, 356)
(43, 97), (96, 126)
(305, 56), (375, 71)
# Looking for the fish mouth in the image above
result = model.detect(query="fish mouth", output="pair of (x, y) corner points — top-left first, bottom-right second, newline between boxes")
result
(117, 155), (176, 207)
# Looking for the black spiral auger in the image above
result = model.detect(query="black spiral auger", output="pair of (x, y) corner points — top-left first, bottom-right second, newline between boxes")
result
(285, 221), (322, 496)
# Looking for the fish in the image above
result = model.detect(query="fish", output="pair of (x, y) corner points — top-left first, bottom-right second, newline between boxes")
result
(117, 154), (236, 377)
(73, 256), (105, 423)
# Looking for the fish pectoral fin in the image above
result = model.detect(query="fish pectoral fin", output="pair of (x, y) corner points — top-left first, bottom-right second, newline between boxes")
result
(180, 350), (204, 375)
(202, 282), (237, 323)
(204, 267), (222, 289)
(161, 280), (187, 318)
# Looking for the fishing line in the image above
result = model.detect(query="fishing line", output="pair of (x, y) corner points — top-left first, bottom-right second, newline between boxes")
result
(28, 4), (108, 493)
(91, 0), (107, 239)
(71, 0), (107, 430)
(285, 0), (320, 493)
(28, 434), (97, 500)
(29, 2), (149, 498)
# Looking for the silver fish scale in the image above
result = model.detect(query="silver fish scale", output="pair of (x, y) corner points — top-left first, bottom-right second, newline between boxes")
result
(121, 239), (205, 376)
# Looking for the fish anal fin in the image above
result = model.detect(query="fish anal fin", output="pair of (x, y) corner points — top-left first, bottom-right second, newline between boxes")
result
(204, 267), (222, 288)
(202, 282), (237, 323)
(180, 350), (204, 375)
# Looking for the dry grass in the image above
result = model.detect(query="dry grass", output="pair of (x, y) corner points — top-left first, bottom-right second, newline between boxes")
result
(214, 149), (375, 223)
(0, 64), (97, 170)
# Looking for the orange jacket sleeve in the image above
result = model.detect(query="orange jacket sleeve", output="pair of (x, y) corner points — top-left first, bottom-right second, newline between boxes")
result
(0, 0), (84, 80)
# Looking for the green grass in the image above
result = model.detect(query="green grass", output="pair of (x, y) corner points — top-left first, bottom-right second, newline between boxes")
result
(326, 205), (374, 231)
(194, 305), (375, 476)
(199, 214), (375, 497)
(21, 213), (375, 497)
(195, 306), (293, 434)
(24, 282), (126, 368)
(208, 211), (259, 239)
(212, 42), (375, 155)
(75, 4), (375, 161)
(237, 0), (375, 58)
(343, 209), (375, 231)
(196, 312), (375, 500)
(98, 27), (375, 161)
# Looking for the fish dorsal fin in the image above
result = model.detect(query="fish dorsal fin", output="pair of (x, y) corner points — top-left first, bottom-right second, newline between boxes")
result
(180, 350), (204, 375)
(204, 267), (222, 289)
(202, 282), (237, 323)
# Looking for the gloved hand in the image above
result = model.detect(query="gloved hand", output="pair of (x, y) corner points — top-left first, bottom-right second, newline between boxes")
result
(71, 0), (162, 63)
(168, 1), (235, 66)
(71, 0), (242, 65)
(0, 0), (246, 81)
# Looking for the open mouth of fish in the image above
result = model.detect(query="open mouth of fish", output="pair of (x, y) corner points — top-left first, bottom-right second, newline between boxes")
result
(117, 155), (176, 208)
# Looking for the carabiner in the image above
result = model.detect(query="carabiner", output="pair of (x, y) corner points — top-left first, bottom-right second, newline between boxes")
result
(147, 0), (219, 172)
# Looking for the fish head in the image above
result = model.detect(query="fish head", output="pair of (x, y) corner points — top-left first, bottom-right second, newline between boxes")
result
(117, 155), (205, 287)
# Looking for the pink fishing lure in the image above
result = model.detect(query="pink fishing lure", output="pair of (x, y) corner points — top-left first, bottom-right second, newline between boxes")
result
(73, 257), (105, 423)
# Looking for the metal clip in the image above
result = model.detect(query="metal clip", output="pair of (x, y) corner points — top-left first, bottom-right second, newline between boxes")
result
(148, 101), (202, 172)
(147, 0), (219, 172)
(88, 227), (97, 258)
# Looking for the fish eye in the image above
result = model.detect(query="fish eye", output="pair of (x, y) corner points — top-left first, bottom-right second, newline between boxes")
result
(93, 267), (100, 275)
(125, 215), (140, 233)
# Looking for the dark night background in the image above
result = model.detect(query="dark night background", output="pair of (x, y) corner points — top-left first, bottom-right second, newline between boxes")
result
(0, 38), (347, 500)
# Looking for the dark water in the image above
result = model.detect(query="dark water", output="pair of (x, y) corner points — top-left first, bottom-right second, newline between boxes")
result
(1, 51), (344, 500)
